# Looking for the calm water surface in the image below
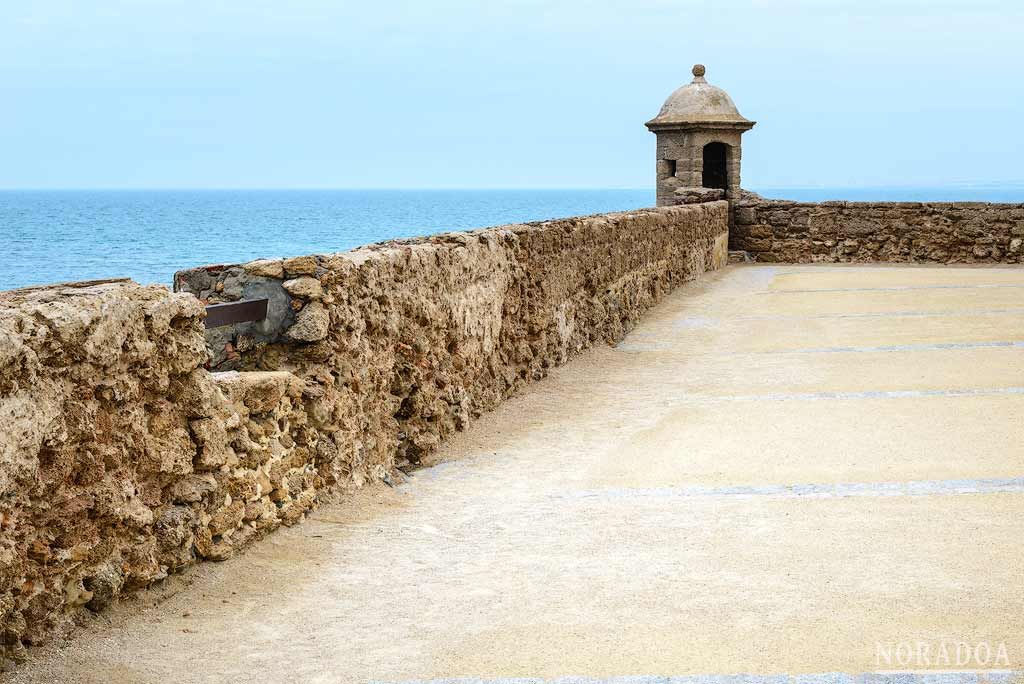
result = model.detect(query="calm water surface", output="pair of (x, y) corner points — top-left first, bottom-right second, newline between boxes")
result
(2, 187), (1022, 291)
(0, 190), (656, 291)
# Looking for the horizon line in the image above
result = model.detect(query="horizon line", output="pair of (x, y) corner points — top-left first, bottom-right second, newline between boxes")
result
(2, 183), (1024, 192)
(0, 186), (653, 192)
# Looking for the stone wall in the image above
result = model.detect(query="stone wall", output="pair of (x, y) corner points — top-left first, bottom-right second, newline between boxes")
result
(0, 203), (729, 662)
(732, 195), (1024, 263)
(174, 204), (729, 470)
(0, 281), (317, 665)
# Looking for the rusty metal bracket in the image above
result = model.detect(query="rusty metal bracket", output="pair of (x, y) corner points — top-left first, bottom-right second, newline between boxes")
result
(204, 298), (269, 328)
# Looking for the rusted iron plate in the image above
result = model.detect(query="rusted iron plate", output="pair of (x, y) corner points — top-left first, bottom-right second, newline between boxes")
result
(204, 298), (268, 328)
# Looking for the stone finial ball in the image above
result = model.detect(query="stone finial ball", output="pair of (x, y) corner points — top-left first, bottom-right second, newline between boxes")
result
(692, 64), (706, 78)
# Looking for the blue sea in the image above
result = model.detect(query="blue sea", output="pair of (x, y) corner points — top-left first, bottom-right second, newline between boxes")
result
(2, 187), (1023, 292)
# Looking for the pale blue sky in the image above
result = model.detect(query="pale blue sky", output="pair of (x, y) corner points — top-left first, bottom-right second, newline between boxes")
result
(2, 1), (1022, 189)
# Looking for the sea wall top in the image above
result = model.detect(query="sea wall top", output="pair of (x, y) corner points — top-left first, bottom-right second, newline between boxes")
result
(174, 205), (730, 371)
(731, 195), (1024, 263)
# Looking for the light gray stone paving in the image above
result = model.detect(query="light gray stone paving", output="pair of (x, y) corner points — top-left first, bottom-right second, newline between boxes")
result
(758, 284), (1024, 294)
(559, 477), (1024, 502)
(578, 386), (1024, 405)
(373, 673), (1024, 684)
(675, 308), (1024, 323)
(702, 387), (1024, 403)
(616, 340), (1024, 354)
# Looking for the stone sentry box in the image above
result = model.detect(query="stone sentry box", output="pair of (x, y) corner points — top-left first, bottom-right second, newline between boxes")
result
(646, 64), (755, 207)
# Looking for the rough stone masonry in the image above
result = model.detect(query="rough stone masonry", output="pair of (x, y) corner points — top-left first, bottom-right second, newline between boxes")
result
(731, 195), (1024, 263)
(0, 204), (728, 663)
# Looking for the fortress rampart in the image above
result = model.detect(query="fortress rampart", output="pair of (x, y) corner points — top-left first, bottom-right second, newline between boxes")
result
(4, 189), (1023, 664)
(0, 203), (727, 660)
(731, 196), (1024, 264)
(3, 61), (1024, 667)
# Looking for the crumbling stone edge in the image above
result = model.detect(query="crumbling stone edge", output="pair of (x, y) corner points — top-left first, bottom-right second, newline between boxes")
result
(0, 202), (729, 664)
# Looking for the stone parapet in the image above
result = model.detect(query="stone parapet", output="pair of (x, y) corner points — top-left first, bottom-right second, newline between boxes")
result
(732, 196), (1024, 263)
(0, 202), (729, 662)
(175, 203), (729, 469)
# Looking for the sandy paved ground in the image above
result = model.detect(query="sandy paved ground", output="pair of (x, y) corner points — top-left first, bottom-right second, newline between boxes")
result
(10, 264), (1024, 683)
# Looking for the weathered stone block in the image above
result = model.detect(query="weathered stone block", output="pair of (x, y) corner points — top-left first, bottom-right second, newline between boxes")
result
(283, 255), (318, 276)
(244, 259), (285, 279)
(735, 207), (756, 225)
(740, 237), (773, 252)
(284, 301), (330, 342)
(283, 276), (324, 300)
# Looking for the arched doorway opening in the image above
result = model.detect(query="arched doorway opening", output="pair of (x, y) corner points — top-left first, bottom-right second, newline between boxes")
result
(702, 142), (728, 190)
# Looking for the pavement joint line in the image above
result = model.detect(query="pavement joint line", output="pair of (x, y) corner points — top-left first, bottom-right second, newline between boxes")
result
(558, 477), (1024, 502)
(615, 341), (1024, 355)
(671, 308), (1024, 325)
(671, 387), (1024, 404)
(372, 672), (1024, 684)
(773, 265), (1024, 275)
(758, 284), (1024, 294)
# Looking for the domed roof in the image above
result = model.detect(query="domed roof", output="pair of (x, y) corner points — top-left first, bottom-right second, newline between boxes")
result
(646, 65), (753, 128)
